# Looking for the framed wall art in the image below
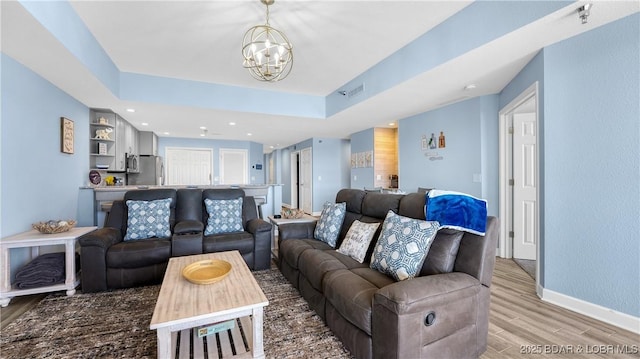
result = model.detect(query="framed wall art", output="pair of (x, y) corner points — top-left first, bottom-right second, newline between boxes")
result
(61, 117), (74, 154)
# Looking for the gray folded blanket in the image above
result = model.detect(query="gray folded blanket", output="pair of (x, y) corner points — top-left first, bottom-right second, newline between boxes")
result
(14, 252), (78, 289)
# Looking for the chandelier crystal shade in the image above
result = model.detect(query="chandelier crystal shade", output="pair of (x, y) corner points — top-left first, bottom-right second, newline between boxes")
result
(242, 0), (293, 82)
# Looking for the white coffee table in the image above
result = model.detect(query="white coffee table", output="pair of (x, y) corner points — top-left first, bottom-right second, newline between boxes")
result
(0, 226), (97, 307)
(150, 251), (268, 359)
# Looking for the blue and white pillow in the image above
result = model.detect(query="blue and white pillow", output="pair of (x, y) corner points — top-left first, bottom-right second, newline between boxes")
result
(426, 190), (487, 235)
(370, 211), (440, 281)
(124, 198), (172, 241)
(204, 197), (244, 235)
(314, 202), (346, 248)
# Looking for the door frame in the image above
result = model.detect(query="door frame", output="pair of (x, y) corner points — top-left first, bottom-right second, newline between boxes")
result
(290, 151), (299, 208)
(498, 82), (541, 295)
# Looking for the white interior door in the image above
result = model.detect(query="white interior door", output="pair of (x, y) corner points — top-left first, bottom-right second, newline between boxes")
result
(513, 112), (537, 260)
(165, 148), (212, 185)
(290, 151), (299, 208)
(219, 148), (248, 185)
(300, 147), (313, 214)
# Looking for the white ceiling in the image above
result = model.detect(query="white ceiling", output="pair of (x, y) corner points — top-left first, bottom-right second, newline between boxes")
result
(2, 1), (638, 152)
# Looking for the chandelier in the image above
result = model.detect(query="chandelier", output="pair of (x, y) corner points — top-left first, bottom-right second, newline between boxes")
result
(242, 0), (293, 82)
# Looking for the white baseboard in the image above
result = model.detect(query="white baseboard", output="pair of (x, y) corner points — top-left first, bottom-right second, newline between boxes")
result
(542, 288), (640, 334)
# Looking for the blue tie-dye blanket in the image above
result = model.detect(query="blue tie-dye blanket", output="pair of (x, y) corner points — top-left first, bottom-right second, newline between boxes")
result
(425, 190), (487, 236)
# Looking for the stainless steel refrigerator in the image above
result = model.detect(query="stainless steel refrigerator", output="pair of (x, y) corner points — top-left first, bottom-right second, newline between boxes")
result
(128, 155), (164, 185)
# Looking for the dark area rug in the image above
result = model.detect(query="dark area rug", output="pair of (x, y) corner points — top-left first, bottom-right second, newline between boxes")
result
(0, 267), (353, 359)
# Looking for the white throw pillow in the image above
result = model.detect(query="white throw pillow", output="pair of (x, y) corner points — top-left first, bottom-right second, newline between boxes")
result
(337, 220), (380, 263)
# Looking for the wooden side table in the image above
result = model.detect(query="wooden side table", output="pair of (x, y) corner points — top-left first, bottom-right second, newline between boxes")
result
(0, 226), (97, 307)
(267, 214), (317, 258)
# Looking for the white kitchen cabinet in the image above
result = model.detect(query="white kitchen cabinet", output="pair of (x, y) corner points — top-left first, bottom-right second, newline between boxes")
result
(114, 115), (127, 172)
(139, 131), (158, 156)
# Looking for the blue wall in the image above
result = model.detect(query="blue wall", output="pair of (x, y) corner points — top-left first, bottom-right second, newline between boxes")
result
(157, 137), (265, 184)
(1, 54), (92, 274)
(542, 14), (640, 317)
(279, 138), (350, 212)
(398, 95), (499, 215)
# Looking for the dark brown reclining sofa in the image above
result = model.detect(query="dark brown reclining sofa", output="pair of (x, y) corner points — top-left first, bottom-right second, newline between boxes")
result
(277, 188), (499, 359)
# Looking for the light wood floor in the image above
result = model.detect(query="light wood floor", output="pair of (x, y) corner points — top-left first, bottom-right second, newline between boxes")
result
(1, 259), (638, 357)
(484, 258), (638, 358)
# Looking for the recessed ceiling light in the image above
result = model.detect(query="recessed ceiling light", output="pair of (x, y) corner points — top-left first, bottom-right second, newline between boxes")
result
(464, 84), (477, 91)
(200, 133), (205, 137)
(126, 108), (135, 113)
(269, 145), (274, 149)
(388, 122), (395, 126)
(163, 132), (170, 135)
(199, 126), (207, 130)
(247, 133), (252, 136)
(229, 122), (236, 126)
(141, 122), (149, 126)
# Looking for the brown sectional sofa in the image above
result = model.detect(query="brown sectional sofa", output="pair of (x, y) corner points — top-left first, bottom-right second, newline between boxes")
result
(277, 189), (499, 359)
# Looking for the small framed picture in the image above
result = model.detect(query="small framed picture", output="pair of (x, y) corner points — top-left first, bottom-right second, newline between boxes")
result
(61, 117), (74, 154)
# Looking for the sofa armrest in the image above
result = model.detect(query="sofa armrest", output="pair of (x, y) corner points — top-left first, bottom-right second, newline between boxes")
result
(78, 227), (122, 293)
(78, 227), (122, 250)
(372, 273), (483, 359)
(278, 222), (316, 240)
(246, 218), (272, 270)
(172, 220), (204, 257)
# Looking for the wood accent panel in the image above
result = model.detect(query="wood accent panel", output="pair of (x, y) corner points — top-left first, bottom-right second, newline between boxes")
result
(373, 127), (398, 188)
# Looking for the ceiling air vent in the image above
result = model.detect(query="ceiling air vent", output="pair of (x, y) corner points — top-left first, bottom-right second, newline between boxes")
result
(348, 83), (365, 98)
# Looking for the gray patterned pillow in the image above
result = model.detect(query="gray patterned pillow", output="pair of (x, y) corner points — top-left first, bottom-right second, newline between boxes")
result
(124, 198), (172, 241)
(204, 197), (244, 235)
(337, 220), (380, 263)
(370, 210), (440, 281)
(313, 202), (346, 248)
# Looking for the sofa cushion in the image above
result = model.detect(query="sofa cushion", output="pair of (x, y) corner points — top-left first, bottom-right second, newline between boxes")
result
(280, 238), (332, 270)
(299, 250), (349, 291)
(314, 202), (346, 247)
(337, 220), (380, 263)
(420, 228), (464, 275)
(323, 269), (393, 336)
(107, 239), (171, 268)
(124, 198), (172, 240)
(203, 232), (254, 254)
(204, 197), (244, 235)
(370, 211), (439, 281)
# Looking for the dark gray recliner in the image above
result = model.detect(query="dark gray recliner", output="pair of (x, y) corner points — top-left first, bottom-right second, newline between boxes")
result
(79, 189), (177, 292)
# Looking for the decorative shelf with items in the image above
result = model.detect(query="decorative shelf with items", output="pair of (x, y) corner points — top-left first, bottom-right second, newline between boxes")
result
(89, 111), (116, 171)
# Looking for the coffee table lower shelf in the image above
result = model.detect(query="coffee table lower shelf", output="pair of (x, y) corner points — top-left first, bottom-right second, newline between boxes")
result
(170, 316), (256, 359)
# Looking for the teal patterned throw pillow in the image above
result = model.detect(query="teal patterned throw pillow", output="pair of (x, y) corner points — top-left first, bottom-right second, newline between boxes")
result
(314, 202), (346, 248)
(370, 210), (440, 281)
(204, 198), (244, 235)
(124, 198), (172, 241)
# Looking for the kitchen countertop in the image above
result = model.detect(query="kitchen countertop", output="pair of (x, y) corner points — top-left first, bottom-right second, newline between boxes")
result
(83, 184), (282, 191)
